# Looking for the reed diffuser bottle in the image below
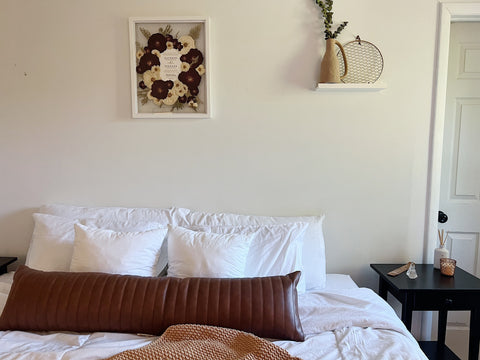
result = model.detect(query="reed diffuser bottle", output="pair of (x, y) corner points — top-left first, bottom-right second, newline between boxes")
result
(434, 229), (449, 269)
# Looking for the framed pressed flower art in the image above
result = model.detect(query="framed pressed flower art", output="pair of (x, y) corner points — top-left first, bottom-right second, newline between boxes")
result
(129, 17), (211, 118)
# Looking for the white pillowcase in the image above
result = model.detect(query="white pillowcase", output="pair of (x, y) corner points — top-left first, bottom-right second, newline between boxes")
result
(199, 223), (308, 292)
(39, 203), (178, 224)
(174, 208), (326, 290)
(38, 204), (183, 275)
(25, 213), (79, 271)
(82, 217), (163, 233)
(82, 218), (168, 275)
(70, 224), (168, 277)
(167, 225), (254, 278)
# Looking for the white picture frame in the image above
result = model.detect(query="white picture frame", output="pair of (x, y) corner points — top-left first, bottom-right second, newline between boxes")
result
(129, 17), (211, 119)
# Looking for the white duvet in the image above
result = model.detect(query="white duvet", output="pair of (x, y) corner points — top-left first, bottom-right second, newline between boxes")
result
(0, 273), (427, 360)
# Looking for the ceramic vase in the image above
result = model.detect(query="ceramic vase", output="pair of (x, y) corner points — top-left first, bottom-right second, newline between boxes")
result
(434, 244), (449, 269)
(319, 38), (348, 83)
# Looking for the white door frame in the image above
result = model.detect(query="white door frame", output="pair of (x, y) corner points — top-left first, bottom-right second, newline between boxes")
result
(423, 0), (480, 340)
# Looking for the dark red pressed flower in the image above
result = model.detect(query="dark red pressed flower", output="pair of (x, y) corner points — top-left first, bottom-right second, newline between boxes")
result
(178, 69), (201, 90)
(137, 53), (160, 74)
(148, 33), (167, 53)
(150, 80), (170, 100)
(182, 49), (204, 68)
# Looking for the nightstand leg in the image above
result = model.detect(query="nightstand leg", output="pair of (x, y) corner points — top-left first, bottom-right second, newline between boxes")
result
(378, 278), (388, 301)
(401, 293), (413, 331)
(469, 308), (480, 360)
(437, 309), (447, 346)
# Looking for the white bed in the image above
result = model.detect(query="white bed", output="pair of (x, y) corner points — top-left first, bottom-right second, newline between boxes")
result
(0, 204), (428, 359)
(0, 273), (427, 360)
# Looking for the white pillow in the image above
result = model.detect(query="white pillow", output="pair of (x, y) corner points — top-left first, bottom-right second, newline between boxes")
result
(172, 207), (326, 290)
(39, 203), (180, 225)
(39, 203), (180, 275)
(200, 223), (308, 292)
(82, 217), (163, 232)
(167, 225), (254, 278)
(82, 218), (167, 276)
(70, 224), (167, 277)
(25, 213), (78, 271)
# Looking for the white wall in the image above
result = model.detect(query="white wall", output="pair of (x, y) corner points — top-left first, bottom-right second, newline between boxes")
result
(0, 0), (438, 288)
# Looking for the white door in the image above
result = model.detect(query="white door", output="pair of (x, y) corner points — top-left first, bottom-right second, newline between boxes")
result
(439, 21), (480, 360)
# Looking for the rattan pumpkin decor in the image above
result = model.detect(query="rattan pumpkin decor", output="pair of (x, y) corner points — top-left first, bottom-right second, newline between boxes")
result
(336, 36), (383, 84)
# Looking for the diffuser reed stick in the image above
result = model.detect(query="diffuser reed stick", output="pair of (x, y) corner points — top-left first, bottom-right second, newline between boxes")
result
(437, 229), (447, 246)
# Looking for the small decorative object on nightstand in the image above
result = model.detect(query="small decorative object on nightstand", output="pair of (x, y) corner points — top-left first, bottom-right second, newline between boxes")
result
(406, 262), (418, 279)
(0, 257), (17, 275)
(371, 263), (480, 360)
(440, 258), (456, 276)
(434, 229), (449, 269)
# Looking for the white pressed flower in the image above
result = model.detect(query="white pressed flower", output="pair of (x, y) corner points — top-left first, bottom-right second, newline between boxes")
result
(188, 100), (198, 108)
(166, 41), (174, 50)
(151, 49), (161, 59)
(152, 97), (162, 106)
(173, 81), (188, 97)
(136, 50), (145, 60)
(196, 64), (206, 76)
(147, 90), (155, 100)
(181, 62), (190, 72)
(179, 35), (195, 48)
(179, 35), (195, 55)
(151, 65), (161, 74)
(143, 69), (161, 89)
(162, 90), (178, 105)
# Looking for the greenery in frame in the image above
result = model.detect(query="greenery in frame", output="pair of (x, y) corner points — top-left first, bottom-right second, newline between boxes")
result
(188, 24), (202, 40)
(314, 0), (348, 40)
(139, 28), (151, 40)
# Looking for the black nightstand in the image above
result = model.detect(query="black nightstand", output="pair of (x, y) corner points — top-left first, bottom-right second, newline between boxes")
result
(371, 263), (480, 360)
(0, 257), (17, 275)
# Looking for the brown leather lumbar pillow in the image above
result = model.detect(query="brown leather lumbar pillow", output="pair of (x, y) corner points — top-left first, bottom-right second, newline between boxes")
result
(0, 266), (304, 341)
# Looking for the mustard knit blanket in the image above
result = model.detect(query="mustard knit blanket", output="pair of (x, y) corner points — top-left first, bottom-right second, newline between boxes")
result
(105, 324), (302, 360)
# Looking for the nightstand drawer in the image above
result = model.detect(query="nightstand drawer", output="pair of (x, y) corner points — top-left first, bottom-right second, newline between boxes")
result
(414, 290), (480, 310)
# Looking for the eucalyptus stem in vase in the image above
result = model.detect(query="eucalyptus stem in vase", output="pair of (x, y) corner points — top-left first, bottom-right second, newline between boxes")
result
(314, 0), (348, 40)
(314, 0), (349, 83)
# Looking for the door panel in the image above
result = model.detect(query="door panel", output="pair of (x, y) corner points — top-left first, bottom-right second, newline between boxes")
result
(458, 43), (480, 78)
(451, 99), (480, 199)
(448, 232), (479, 275)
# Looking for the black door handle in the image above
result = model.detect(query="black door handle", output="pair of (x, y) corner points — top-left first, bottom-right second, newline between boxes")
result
(438, 211), (448, 223)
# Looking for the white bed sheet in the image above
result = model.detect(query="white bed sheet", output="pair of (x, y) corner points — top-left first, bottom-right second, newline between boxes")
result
(324, 273), (358, 290)
(0, 272), (427, 360)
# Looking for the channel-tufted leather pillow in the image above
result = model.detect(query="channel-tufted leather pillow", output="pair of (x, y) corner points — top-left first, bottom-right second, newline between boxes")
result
(0, 266), (304, 341)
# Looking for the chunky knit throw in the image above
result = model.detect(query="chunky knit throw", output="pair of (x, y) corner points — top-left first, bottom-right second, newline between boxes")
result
(105, 324), (301, 360)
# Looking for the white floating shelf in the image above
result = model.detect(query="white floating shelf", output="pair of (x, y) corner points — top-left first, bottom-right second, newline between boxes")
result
(315, 82), (387, 92)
